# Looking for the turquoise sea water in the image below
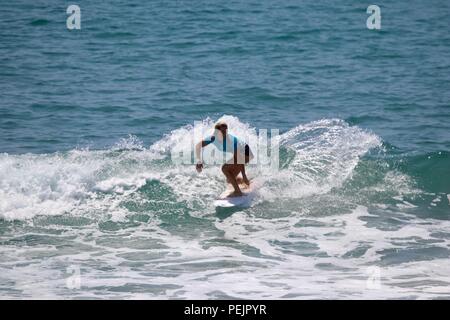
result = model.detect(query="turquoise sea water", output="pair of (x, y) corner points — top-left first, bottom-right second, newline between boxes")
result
(0, 1), (449, 299)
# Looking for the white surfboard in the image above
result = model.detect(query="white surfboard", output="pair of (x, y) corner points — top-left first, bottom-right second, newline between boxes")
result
(214, 182), (258, 208)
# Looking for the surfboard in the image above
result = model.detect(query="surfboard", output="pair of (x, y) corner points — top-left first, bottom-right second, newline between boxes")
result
(214, 182), (258, 208)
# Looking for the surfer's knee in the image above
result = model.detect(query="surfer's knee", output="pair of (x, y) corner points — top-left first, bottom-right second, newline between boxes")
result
(221, 164), (230, 175)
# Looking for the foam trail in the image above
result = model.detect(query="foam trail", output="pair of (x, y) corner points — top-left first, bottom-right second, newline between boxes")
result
(259, 119), (382, 200)
(0, 118), (383, 220)
(0, 136), (161, 220)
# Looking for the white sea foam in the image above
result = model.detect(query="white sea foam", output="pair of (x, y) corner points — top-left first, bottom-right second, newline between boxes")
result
(4, 205), (447, 299)
(0, 117), (383, 221)
(0, 136), (161, 220)
(258, 118), (382, 199)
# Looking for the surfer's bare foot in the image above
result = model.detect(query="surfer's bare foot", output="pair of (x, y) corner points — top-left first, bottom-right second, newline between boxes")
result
(228, 190), (243, 197)
(243, 176), (250, 186)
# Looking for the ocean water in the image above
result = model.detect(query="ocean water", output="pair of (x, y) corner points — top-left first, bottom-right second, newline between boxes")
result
(0, 0), (449, 299)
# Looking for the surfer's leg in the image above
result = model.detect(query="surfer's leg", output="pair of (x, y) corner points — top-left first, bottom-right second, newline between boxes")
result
(241, 165), (250, 186)
(222, 164), (243, 196)
(230, 163), (246, 184)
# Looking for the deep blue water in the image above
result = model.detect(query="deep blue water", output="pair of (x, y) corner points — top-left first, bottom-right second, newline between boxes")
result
(0, 1), (449, 299)
(2, 0), (449, 154)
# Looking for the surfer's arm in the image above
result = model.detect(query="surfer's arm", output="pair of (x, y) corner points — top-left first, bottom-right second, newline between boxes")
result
(195, 142), (202, 163)
(195, 137), (214, 162)
(195, 136), (215, 172)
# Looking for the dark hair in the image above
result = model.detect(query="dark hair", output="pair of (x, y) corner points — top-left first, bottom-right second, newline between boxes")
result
(214, 123), (228, 130)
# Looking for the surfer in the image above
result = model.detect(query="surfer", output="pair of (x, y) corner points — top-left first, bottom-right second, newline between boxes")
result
(195, 121), (254, 197)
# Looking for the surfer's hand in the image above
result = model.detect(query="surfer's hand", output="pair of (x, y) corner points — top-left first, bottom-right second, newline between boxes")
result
(196, 162), (203, 173)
